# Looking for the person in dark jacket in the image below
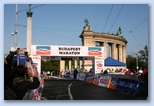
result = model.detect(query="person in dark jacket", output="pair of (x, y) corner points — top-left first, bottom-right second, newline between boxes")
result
(6, 51), (14, 66)
(4, 60), (17, 100)
(73, 68), (78, 79)
(13, 65), (40, 100)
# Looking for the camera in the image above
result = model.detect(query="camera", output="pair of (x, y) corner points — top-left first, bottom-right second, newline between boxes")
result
(25, 73), (33, 82)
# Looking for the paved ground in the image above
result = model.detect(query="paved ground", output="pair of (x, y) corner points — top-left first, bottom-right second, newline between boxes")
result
(41, 79), (74, 100)
(41, 77), (148, 100)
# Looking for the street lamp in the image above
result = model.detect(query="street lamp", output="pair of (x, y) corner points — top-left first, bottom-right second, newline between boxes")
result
(136, 54), (139, 71)
(12, 4), (18, 51)
(12, 31), (17, 50)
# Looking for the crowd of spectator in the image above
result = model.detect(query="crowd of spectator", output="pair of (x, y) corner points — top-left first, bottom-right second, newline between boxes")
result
(100, 68), (148, 83)
(4, 48), (43, 100)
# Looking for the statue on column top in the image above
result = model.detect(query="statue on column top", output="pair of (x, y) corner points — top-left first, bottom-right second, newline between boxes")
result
(28, 4), (32, 11)
(84, 18), (90, 27)
(27, 4), (33, 17)
(116, 27), (123, 37)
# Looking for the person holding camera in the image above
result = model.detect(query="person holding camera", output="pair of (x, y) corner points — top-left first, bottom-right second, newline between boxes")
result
(13, 65), (40, 100)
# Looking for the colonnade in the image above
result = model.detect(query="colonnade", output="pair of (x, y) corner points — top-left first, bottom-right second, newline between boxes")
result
(59, 42), (126, 71)
(60, 60), (83, 71)
(103, 42), (126, 63)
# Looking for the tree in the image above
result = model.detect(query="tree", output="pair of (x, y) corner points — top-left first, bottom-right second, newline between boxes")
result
(126, 55), (136, 69)
(126, 45), (148, 70)
(138, 45), (148, 69)
(41, 60), (60, 74)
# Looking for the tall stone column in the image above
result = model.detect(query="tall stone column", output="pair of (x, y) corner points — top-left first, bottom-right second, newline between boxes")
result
(111, 43), (117, 59)
(103, 42), (107, 59)
(74, 60), (78, 69)
(122, 45), (126, 63)
(69, 60), (72, 70)
(109, 43), (112, 57)
(80, 60), (83, 69)
(119, 44), (122, 62)
(115, 44), (118, 60)
(60, 60), (65, 71)
(26, 5), (33, 55)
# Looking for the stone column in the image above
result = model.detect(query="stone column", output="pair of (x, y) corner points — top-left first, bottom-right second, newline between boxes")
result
(124, 46), (126, 63)
(109, 43), (112, 57)
(74, 60), (78, 69)
(103, 42), (107, 59)
(119, 45), (122, 62)
(116, 44), (119, 60)
(115, 44), (118, 60)
(26, 8), (33, 54)
(80, 60), (83, 69)
(60, 60), (65, 71)
(111, 43), (117, 59)
(69, 60), (72, 70)
(122, 45), (126, 63)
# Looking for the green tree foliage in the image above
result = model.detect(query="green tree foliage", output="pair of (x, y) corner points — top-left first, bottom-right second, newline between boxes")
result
(138, 45), (148, 68)
(126, 55), (136, 69)
(126, 45), (148, 70)
(41, 60), (60, 73)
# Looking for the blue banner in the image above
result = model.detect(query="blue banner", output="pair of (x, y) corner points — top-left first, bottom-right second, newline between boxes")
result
(116, 78), (140, 93)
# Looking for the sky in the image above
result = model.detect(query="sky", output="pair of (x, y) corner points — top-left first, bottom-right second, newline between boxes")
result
(4, 4), (148, 56)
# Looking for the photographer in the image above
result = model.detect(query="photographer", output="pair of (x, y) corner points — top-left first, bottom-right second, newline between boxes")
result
(13, 65), (40, 100)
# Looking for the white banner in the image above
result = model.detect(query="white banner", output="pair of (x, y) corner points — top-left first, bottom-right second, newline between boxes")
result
(77, 73), (86, 81)
(95, 56), (104, 74)
(98, 75), (111, 88)
(30, 55), (41, 75)
(31, 45), (104, 75)
(31, 45), (104, 57)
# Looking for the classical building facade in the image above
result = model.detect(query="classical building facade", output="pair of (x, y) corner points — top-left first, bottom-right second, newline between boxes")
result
(79, 25), (127, 71)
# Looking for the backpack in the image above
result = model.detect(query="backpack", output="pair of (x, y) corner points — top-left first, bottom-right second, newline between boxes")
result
(17, 54), (27, 66)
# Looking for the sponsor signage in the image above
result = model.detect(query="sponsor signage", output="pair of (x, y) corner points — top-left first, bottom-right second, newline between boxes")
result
(77, 73), (87, 81)
(36, 46), (51, 55)
(108, 77), (119, 90)
(93, 74), (102, 85)
(85, 76), (94, 83)
(116, 78), (140, 93)
(31, 45), (104, 57)
(98, 75), (111, 88)
(88, 47), (102, 56)
(58, 47), (81, 55)
(31, 45), (104, 74)
(95, 56), (104, 74)
(30, 55), (41, 75)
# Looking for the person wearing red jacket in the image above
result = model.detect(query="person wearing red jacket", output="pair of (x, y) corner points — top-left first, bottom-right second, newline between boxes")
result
(125, 69), (130, 75)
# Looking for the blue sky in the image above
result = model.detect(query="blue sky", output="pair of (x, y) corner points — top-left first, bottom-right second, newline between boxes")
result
(4, 4), (148, 56)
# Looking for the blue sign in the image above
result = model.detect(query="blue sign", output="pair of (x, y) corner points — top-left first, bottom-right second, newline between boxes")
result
(116, 78), (140, 93)
(110, 77), (119, 86)
(88, 47), (101, 52)
(36, 46), (51, 50)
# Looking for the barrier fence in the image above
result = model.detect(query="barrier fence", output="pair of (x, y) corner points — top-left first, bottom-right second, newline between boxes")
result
(77, 73), (140, 96)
